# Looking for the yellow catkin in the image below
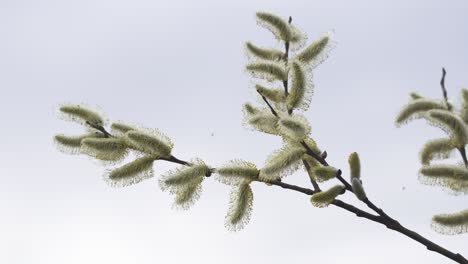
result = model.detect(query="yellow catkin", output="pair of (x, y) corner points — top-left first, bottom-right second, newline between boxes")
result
(173, 176), (204, 210)
(313, 166), (338, 182)
(225, 183), (253, 232)
(351, 178), (366, 201)
(54, 133), (104, 154)
(246, 62), (287, 82)
(159, 159), (210, 194)
(278, 114), (311, 141)
(295, 34), (332, 67)
(256, 12), (292, 41)
(81, 137), (128, 162)
(287, 62), (313, 112)
(245, 42), (284, 61)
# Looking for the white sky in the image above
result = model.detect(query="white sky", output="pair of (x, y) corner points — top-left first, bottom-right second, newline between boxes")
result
(0, 0), (467, 263)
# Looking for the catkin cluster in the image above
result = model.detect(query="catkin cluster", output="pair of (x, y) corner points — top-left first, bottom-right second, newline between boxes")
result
(55, 11), (339, 232)
(396, 88), (468, 234)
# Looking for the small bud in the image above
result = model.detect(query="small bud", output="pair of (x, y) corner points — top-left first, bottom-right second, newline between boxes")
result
(351, 178), (366, 201)
(348, 152), (361, 180)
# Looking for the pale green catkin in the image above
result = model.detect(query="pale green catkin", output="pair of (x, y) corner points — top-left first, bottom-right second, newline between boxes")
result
(243, 102), (260, 115)
(427, 110), (468, 147)
(310, 185), (345, 208)
(460, 89), (468, 124)
(59, 104), (104, 126)
(173, 176), (204, 210)
(255, 12), (292, 42)
(278, 114), (311, 141)
(395, 99), (447, 126)
(313, 166), (338, 182)
(287, 62), (312, 112)
(348, 152), (361, 179)
(104, 155), (157, 187)
(256, 84), (286, 103)
(351, 178), (367, 201)
(245, 109), (280, 135)
(215, 160), (259, 186)
(245, 42), (284, 61)
(81, 137), (128, 162)
(54, 133), (104, 154)
(419, 138), (455, 165)
(246, 62), (287, 82)
(159, 159), (210, 194)
(259, 145), (306, 180)
(431, 209), (468, 235)
(295, 34), (331, 66)
(225, 183), (253, 232)
(125, 130), (173, 158)
(419, 164), (468, 194)
(410, 92), (424, 100)
(111, 122), (137, 136)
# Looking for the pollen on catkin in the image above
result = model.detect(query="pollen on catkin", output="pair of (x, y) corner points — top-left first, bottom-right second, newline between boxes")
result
(104, 155), (157, 187)
(419, 164), (468, 194)
(245, 42), (285, 61)
(431, 209), (468, 235)
(246, 62), (287, 82)
(59, 104), (105, 126)
(81, 137), (129, 163)
(287, 61), (313, 112)
(243, 102), (260, 115)
(351, 178), (367, 201)
(225, 183), (254, 232)
(259, 145), (306, 181)
(295, 32), (334, 68)
(460, 89), (468, 124)
(278, 114), (311, 141)
(348, 152), (361, 180)
(125, 130), (173, 158)
(310, 185), (345, 208)
(244, 108), (280, 135)
(419, 138), (455, 165)
(54, 133), (104, 154)
(313, 166), (338, 182)
(395, 99), (447, 126)
(159, 159), (210, 194)
(215, 160), (259, 186)
(427, 110), (468, 147)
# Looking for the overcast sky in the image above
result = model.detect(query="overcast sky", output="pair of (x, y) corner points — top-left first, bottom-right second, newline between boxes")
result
(0, 0), (467, 263)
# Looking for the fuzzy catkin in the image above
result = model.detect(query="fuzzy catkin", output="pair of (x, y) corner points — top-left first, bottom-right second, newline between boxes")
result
(125, 130), (173, 158)
(245, 42), (284, 61)
(246, 62), (287, 82)
(287, 62), (312, 112)
(351, 178), (366, 201)
(295, 34), (331, 66)
(432, 209), (468, 235)
(460, 89), (468, 124)
(278, 114), (311, 141)
(427, 110), (468, 147)
(419, 164), (468, 194)
(159, 159), (210, 193)
(104, 155), (157, 187)
(255, 12), (293, 42)
(59, 104), (104, 126)
(256, 84), (286, 103)
(259, 145), (306, 180)
(111, 122), (137, 136)
(419, 138), (455, 165)
(225, 183), (253, 232)
(54, 133), (104, 154)
(173, 177), (204, 210)
(395, 99), (447, 126)
(216, 160), (259, 186)
(81, 137), (128, 162)
(245, 109), (280, 135)
(310, 185), (345, 208)
(313, 166), (338, 182)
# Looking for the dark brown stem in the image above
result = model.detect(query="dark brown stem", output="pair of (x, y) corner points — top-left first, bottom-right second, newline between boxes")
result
(257, 90), (279, 117)
(160, 155), (192, 166)
(458, 147), (468, 168)
(86, 121), (113, 138)
(440, 67), (451, 110)
(302, 159), (321, 191)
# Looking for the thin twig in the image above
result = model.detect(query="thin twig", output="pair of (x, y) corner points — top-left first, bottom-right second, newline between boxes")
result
(440, 67), (451, 110)
(257, 90), (279, 117)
